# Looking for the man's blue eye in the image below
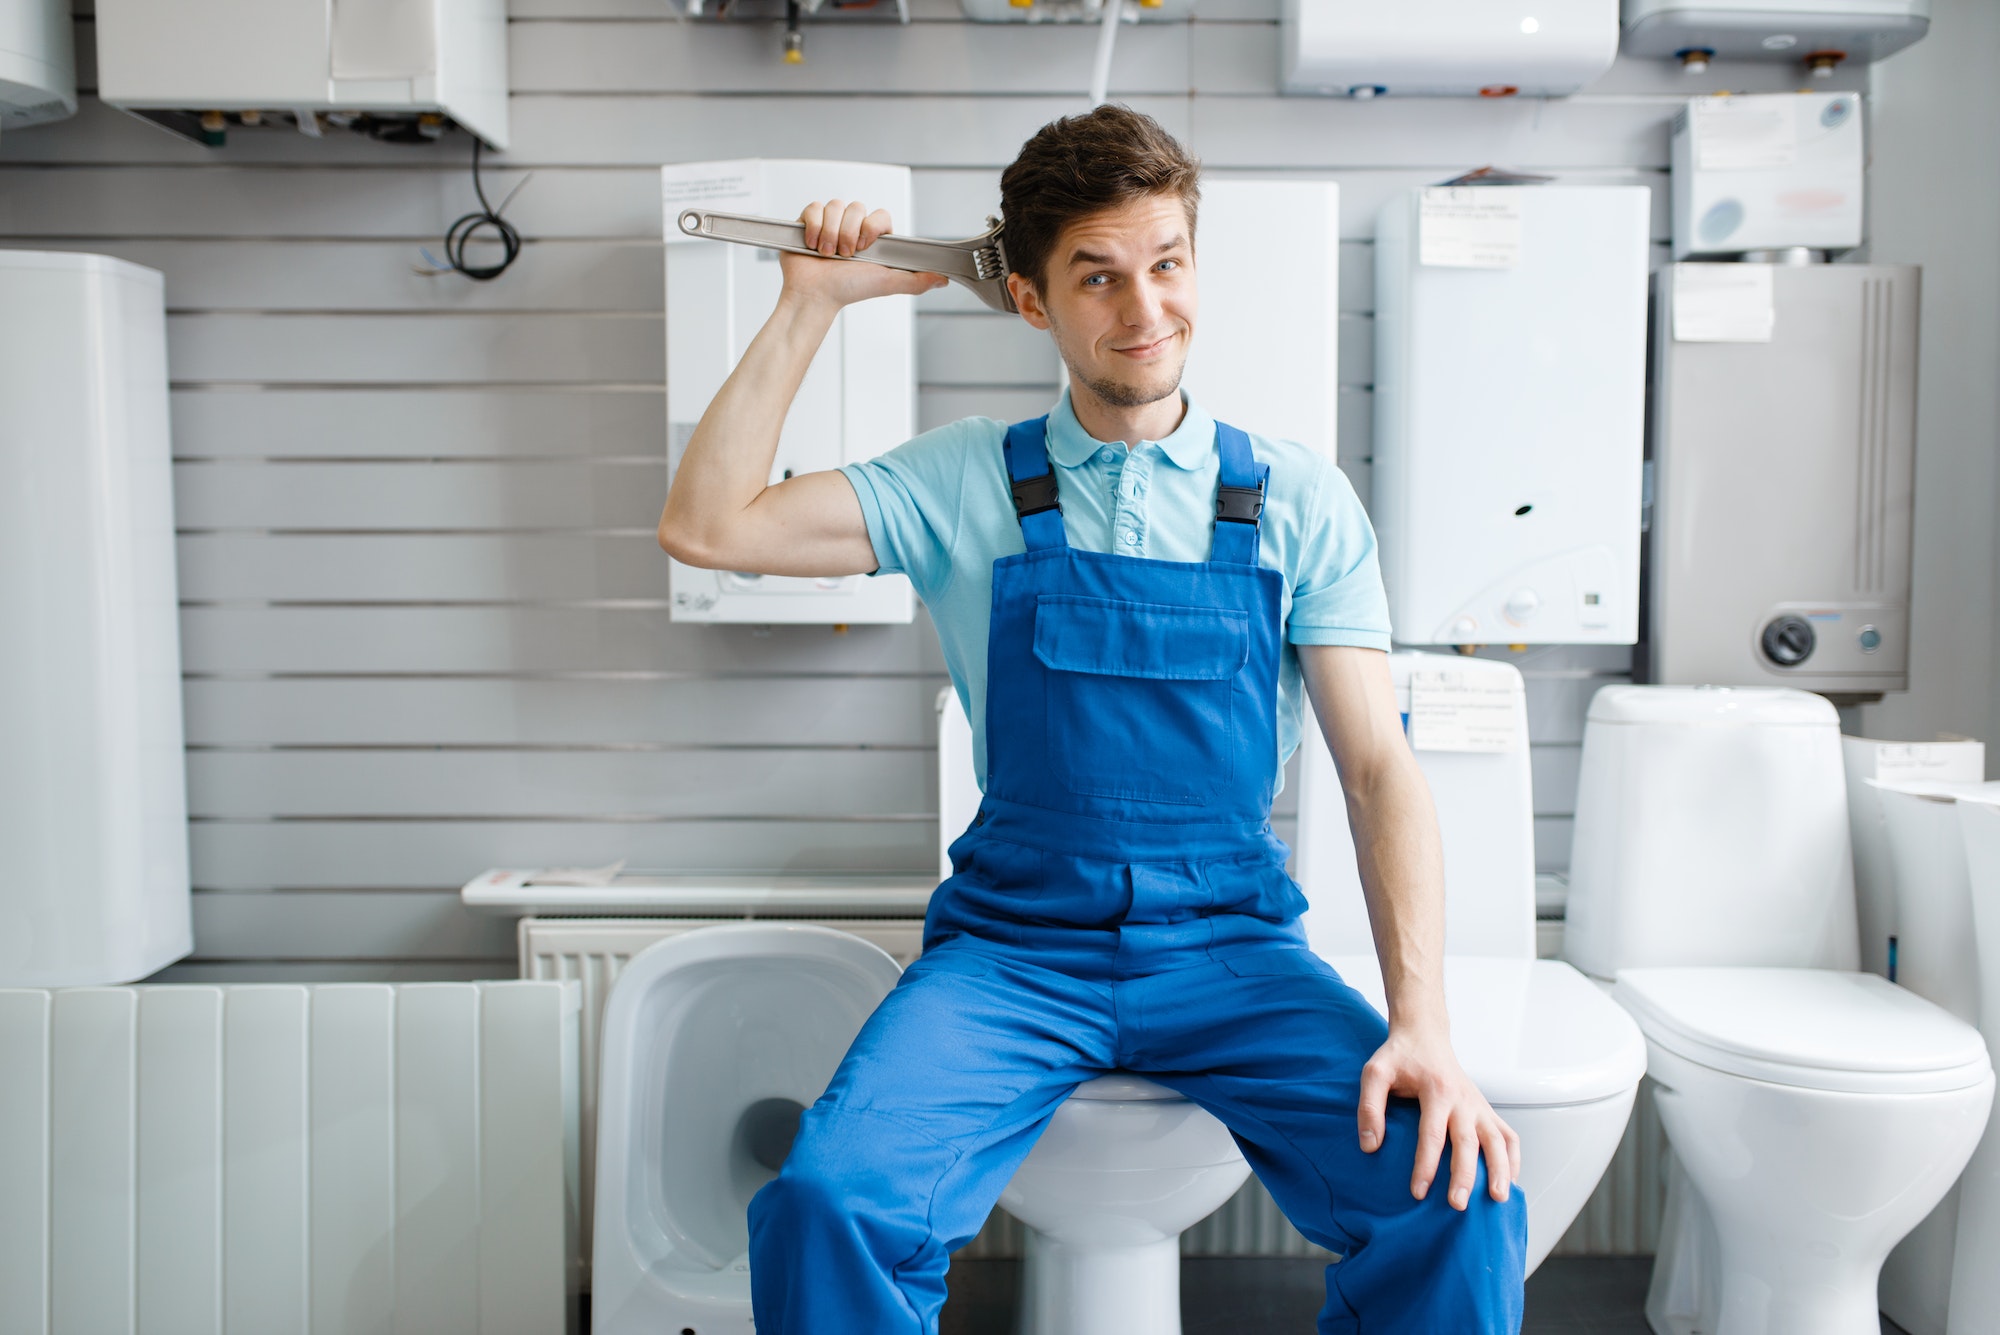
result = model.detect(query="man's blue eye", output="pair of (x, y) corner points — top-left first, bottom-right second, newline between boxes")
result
(1158, 259), (1180, 271)
(1084, 274), (1108, 286)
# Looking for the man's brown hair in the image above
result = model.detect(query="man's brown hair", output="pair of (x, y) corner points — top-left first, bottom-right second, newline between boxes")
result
(998, 104), (1202, 294)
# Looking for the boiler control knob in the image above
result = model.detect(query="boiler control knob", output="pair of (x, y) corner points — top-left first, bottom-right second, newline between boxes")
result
(1503, 588), (1540, 624)
(1760, 615), (1816, 667)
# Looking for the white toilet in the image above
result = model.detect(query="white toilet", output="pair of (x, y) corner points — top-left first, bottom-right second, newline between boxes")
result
(1563, 686), (1995, 1335)
(589, 922), (902, 1334)
(1294, 652), (1649, 1275)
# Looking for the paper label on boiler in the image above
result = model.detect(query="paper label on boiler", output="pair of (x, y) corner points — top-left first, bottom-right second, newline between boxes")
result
(1673, 264), (1775, 342)
(662, 161), (761, 242)
(1407, 670), (1520, 754)
(1691, 96), (1797, 171)
(1418, 188), (1521, 269)
(1871, 742), (1986, 785)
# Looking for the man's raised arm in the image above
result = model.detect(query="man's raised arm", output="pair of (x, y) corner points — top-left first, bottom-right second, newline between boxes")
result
(656, 198), (945, 578)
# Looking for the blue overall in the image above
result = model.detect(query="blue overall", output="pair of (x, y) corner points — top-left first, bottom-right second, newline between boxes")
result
(747, 417), (1525, 1333)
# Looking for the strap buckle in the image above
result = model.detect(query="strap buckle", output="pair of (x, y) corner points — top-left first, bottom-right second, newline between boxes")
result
(1215, 479), (1266, 525)
(1011, 472), (1061, 519)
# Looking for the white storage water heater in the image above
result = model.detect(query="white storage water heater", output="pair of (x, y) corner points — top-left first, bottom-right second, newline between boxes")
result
(0, 252), (192, 986)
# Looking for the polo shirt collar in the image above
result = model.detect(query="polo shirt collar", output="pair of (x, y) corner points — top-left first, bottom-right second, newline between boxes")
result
(1045, 387), (1217, 472)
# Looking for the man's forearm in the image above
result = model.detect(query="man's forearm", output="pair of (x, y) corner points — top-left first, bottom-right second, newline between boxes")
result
(1345, 756), (1450, 1031)
(658, 292), (838, 563)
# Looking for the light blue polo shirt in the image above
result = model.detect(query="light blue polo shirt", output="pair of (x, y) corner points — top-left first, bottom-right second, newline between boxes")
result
(839, 388), (1392, 795)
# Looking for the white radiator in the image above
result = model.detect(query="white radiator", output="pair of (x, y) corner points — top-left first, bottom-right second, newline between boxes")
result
(0, 981), (581, 1335)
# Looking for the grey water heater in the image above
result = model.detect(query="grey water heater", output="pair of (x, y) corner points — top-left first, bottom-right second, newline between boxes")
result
(1645, 262), (1920, 697)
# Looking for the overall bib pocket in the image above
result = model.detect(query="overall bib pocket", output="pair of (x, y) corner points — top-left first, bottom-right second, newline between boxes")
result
(1032, 593), (1248, 805)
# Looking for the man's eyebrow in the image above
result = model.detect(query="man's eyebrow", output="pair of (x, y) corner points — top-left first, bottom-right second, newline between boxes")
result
(1065, 235), (1190, 268)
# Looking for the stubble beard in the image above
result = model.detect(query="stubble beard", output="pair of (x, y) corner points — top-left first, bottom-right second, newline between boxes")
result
(1052, 320), (1188, 411)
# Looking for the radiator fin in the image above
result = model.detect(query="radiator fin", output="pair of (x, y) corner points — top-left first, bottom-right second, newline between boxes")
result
(0, 982), (579, 1335)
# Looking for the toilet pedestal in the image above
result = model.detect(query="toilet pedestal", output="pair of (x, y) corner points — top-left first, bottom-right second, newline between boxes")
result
(1017, 1232), (1183, 1335)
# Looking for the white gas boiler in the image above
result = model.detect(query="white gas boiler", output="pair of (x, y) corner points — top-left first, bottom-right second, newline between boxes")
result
(0, 252), (190, 986)
(0, 0), (73, 130)
(1178, 178), (1340, 461)
(1373, 185), (1649, 646)
(662, 159), (916, 625)
(1622, 0), (1927, 75)
(1283, 0), (1618, 97)
(94, 0), (508, 148)
(1671, 91), (1863, 259)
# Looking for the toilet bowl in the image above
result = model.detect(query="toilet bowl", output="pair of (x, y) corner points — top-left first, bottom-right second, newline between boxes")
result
(589, 922), (902, 1335)
(999, 1074), (1251, 1335)
(1298, 653), (1649, 1277)
(1564, 686), (1995, 1335)
(1326, 953), (1646, 1274)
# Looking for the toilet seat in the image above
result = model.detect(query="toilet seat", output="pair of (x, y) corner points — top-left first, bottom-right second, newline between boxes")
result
(1327, 955), (1648, 1106)
(1616, 966), (1992, 1095)
(1069, 1073), (1183, 1101)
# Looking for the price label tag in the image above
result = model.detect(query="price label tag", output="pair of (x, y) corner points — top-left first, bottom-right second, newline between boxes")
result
(1408, 670), (1520, 753)
(1873, 742), (1985, 785)
(1418, 188), (1522, 269)
(1673, 264), (1775, 342)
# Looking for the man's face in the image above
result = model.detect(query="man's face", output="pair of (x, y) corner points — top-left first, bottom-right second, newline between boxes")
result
(1008, 194), (1197, 415)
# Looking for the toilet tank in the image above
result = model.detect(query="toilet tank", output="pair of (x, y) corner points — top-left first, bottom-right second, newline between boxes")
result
(1563, 686), (1860, 980)
(1297, 653), (1537, 960)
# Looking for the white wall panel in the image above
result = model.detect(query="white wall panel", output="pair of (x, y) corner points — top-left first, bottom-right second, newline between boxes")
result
(188, 820), (939, 888)
(181, 677), (944, 746)
(177, 607), (945, 673)
(168, 313), (663, 385)
(173, 460), (665, 530)
(0, 240), (665, 312)
(170, 389), (664, 459)
(186, 749), (932, 818)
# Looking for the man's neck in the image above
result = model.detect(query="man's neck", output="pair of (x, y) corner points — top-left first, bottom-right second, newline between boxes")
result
(1067, 379), (1188, 448)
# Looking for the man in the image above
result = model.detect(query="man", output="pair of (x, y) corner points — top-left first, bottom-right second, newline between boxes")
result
(657, 105), (1526, 1333)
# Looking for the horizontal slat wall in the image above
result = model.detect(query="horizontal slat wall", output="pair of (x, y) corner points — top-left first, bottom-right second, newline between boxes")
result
(0, 14), (1863, 970)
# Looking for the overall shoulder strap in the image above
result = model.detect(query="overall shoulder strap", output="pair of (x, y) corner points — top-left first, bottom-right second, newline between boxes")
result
(1210, 421), (1268, 566)
(1002, 415), (1068, 551)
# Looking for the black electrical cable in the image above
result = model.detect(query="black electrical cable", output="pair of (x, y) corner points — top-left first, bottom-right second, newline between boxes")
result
(420, 138), (527, 282)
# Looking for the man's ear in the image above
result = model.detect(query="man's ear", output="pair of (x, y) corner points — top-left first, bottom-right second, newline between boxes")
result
(1008, 273), (1051, 331)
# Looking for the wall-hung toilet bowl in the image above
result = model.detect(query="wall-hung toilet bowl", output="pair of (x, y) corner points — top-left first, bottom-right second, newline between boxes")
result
(999, 1074), (1251, 1335)
(590, 922), (902, 1335)
(1616, 968), (1992, 1335)
(1329, 953), (1648, 1274)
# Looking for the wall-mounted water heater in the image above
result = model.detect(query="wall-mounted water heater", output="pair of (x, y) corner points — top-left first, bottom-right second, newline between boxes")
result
(1644, 261), (1920, 698)
(0, 0), (73, 131)
(1283, 0), (1619, 97)
(662, 159), (917, 625)
(1179, 179), (1340, 461)
(0, 252), (190, 986)
(1622, 0), (1927, 76)
(94, 0), (507, 148)
(1672, 92), (1863, 259)
(1374, 185), (1649, 647)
